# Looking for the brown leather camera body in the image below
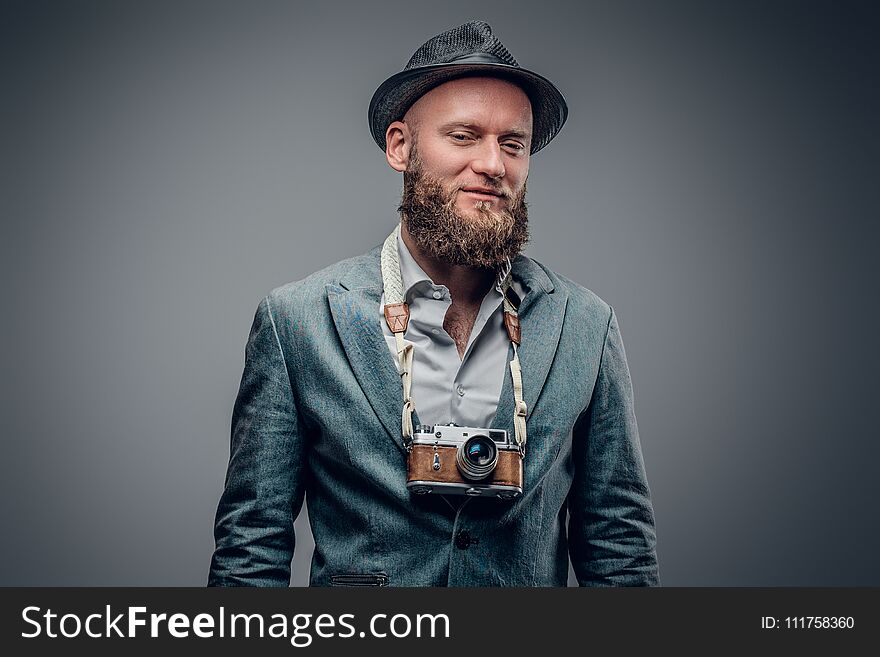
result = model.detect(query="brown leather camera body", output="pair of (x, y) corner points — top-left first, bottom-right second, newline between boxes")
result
(406, 443), (523, 498)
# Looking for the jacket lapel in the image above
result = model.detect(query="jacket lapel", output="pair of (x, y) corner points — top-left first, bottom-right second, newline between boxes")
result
(326, 247), (417, 456)
(492, 255), (568, 434)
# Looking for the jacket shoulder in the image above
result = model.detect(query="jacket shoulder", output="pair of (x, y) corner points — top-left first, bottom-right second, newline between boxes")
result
(528, 258), (613, 326)
(263, 246), (380, 311)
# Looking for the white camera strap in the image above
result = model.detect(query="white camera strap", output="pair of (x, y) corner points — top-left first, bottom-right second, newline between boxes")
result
(380, 225), (416, 448)
(380, 224), (527, 456)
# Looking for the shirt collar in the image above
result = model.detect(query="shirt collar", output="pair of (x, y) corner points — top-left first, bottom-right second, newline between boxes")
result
(396, 230), (434, 297)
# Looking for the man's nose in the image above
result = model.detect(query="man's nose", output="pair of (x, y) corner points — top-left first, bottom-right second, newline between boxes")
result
(470, 142), (505, 180)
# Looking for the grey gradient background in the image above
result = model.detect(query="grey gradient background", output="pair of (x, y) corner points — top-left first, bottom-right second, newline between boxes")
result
(2, 0), (877, 586)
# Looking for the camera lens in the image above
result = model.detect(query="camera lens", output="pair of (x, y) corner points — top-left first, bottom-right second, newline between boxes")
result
(456, 435), (498, 481)
(468, 440), (493, 464)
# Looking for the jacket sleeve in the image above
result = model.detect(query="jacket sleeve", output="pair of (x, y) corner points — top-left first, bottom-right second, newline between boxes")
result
(208, 295), (306, 586)
(567, 307), (659, 586)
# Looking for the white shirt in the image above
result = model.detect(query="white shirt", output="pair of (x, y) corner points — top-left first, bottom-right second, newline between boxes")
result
(379, 232), (525, 429)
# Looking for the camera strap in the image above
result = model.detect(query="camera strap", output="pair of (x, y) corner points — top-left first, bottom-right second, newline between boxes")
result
(499, 269), (527, 456)
(380, 224), (528, 456)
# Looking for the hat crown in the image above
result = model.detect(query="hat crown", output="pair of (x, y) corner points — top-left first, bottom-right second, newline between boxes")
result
(404, 20), (519, 70)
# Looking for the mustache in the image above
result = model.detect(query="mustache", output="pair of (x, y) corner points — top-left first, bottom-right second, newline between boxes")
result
(457, 183), (508, 198)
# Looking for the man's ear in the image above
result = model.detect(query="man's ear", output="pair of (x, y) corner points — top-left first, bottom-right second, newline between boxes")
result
(385, 121), (412, 172)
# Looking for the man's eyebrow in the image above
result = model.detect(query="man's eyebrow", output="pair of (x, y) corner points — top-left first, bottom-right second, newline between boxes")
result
(438, 122), (531, 140)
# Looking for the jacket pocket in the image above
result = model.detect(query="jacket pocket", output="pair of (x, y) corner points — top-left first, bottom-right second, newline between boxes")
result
(330, 573), (389, 587)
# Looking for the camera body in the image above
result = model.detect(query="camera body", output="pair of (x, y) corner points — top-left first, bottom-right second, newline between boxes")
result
(406, 423), (522, 499)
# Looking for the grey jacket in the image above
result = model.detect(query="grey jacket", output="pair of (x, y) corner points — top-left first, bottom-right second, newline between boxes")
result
(208, 245), (659, 586)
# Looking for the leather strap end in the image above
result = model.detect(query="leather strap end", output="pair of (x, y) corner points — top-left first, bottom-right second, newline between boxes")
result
(503, 311), (521, 345)
(384, 302), (410, 333)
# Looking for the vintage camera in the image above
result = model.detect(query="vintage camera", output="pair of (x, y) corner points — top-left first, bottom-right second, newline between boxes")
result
(406, 423), (522, 499)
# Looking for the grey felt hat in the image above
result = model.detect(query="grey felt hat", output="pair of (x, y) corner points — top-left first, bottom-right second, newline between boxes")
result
(368, 21), (568, 154)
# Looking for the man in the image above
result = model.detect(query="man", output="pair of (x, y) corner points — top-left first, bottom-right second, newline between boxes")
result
(209, 21), (658, 587)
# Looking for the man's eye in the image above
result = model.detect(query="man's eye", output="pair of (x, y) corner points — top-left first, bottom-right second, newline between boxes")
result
(450, 133), (472, 141)
(503, 142), (526, 152)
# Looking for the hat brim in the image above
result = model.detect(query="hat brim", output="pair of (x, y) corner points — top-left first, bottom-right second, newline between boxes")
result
(369, 63), (568, 155)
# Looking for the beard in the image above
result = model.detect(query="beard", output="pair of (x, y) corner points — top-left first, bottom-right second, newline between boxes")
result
(398, 154), (529, 269)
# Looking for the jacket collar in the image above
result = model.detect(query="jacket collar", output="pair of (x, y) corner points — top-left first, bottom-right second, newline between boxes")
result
(337, 244), (554, 294)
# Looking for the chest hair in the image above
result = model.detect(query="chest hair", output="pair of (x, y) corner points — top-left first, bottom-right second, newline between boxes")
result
(443, 304), (480, 359)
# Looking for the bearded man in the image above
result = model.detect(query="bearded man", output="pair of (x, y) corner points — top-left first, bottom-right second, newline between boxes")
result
(209, 21), (659, 587)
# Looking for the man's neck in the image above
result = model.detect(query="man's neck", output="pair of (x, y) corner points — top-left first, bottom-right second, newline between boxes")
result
(400, 223), (495, 306)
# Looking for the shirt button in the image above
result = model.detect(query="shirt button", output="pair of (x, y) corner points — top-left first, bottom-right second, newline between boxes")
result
(431, 328), (440, 335)
(455, 530), (472, 550)
(456, 385), (465, 396)
(432, 290), (443, 300)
